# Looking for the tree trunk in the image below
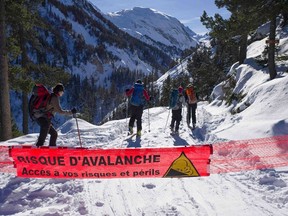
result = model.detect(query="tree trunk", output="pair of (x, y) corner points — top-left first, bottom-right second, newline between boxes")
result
(280, 12), (287, 27)
(0, 0), (13, 140)
(268, 15), (277, 80)
(239, 33), (248, 64)
(20, 29), (29, 134)
(22, 92), (28, 134)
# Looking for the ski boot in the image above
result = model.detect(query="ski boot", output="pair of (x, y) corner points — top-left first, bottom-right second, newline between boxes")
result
(128, 126), (133, 135)
(136, 130), (141, 137)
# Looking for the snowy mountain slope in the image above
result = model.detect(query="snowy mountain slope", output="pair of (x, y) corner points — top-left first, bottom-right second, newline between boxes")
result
(156, 55), (191, 89)
(106, 7), (199, 56)
(11, 0), (174, 131)
(37, 0), (172, 80)
(208, 25), (288, 140)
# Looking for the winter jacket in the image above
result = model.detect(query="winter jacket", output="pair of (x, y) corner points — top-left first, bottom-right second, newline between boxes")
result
(126, 84), (150, 105)
(45, 93), (72, 118)
(172, 94), (185, 110)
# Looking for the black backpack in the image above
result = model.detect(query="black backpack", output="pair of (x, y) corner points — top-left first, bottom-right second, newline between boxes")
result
(169, 89), (179, 109)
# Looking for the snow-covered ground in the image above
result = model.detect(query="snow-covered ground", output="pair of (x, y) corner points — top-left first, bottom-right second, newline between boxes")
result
(1, 80), (288, 215)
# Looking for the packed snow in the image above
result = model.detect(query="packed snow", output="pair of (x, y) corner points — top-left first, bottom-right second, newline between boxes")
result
(1, 71), (288, 215)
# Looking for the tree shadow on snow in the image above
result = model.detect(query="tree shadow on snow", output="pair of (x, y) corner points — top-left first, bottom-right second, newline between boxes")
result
(171, 135), (189, 146)
(271, 120), (288, 153)
(190, 127), (205, 142)
(272, 120), (288, 137)
(127, 137), (141, 148)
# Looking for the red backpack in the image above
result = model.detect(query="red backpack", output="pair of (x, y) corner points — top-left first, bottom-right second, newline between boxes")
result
(28, 84), (51, 120)
(186, 86), (197, 104)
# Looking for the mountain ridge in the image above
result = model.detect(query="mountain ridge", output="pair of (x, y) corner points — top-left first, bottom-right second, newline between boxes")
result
(106, 7), (200, 57)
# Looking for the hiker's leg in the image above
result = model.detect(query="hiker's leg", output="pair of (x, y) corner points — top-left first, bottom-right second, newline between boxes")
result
(36, 117), (50, 147)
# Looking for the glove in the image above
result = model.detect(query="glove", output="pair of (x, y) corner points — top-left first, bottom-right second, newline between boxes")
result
(71, 108), (77, 118)
(71, 108), (77, 114)
(125, 88), (130, 92)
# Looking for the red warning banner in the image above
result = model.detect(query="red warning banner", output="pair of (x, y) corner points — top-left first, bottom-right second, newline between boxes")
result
(210, 135), (288, 173)
(0, 146), (14, 173)
(9, 145), (212, 179)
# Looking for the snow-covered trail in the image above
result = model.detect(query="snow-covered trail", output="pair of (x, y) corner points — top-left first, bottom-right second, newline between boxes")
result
(78, 104), (287, 216)
(0, 103), (287, 215)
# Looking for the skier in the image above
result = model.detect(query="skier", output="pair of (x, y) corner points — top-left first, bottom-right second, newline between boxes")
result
(125, 79), (150, 137)
(185, 83), (198, 129)
(169, 86), (185, 134)
(35, 83), (77, 147)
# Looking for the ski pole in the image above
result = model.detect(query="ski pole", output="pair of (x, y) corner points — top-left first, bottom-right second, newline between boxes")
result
(181, 102), (185, 126)
(148, 106), (150, 132)
(74, 115), (82, 148)
(164, 108), (171, 132)
(186, 105), (190, 127)
(125, 97), (129, 125)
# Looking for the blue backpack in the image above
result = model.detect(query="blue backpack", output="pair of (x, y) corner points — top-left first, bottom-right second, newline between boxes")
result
(169, 89), (179, 109)
(130, 83), (145, 106)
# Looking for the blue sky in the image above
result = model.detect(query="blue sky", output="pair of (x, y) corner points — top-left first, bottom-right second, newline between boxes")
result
(89, 0), (230, 35)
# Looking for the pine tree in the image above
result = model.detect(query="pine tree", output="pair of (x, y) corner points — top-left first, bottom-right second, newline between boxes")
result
(201, 11), (238, 70)
(186, 46), (225, 99)
(214, 0), (254, 64)
(7, 0), (72, 134)
(160, 75), (171, 106)
(5, 0), (42, 134)
(214, 0), (288, 79)
(259, 0), (288, 79)
(0, 0), (13, 140)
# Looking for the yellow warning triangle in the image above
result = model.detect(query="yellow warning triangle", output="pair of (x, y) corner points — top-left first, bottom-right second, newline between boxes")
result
(163, 152), (200, 177)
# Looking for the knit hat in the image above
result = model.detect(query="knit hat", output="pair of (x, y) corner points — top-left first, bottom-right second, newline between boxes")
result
(53, 83), (64, 93)
(178, 86), (183, 93)
(136, 79), (142, 84)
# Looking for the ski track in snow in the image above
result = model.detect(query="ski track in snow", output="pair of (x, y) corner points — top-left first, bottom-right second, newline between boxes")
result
(78, 104), (287, 215)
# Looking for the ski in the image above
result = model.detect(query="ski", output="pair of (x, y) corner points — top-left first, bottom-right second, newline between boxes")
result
(124, 133), (137, 141)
